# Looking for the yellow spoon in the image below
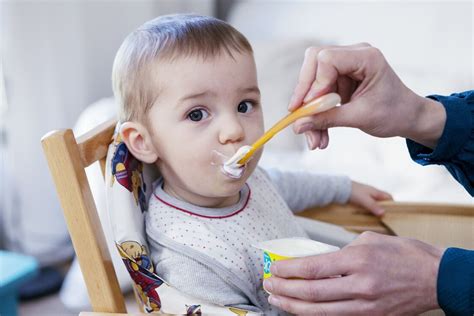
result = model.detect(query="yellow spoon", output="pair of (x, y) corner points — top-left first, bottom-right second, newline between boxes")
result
(231, 93), (341, 166)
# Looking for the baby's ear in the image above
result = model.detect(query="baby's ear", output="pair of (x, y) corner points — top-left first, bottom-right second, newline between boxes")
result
(120, 122), (158, 164)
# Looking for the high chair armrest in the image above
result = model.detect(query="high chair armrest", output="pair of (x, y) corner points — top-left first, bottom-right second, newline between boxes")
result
(298, 200), (474, 235)
(298, 202), (392, 234)
(299, 201), (474, 249)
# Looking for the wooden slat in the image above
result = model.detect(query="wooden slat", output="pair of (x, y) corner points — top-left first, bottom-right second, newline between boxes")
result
(99, 157), (107, 179)
(378, 201), (474, 216)
(298, 201), (474, 235)
(41, 129), (126, 313)
(298, 203), (391, 234)
(382, 213), (474, 249)
(77, 118), (116, 168)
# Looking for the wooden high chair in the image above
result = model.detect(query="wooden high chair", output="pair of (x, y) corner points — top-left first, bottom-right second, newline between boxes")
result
(41, 119), (474, 316)
(42, 119), (129, 316)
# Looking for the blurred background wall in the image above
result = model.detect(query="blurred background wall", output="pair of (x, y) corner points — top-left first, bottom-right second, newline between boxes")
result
(0, 0), (472, 268)
(0, 0), (214, 265)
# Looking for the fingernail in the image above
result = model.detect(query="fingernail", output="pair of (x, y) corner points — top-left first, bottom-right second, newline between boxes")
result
(304, 84), (327, 103)
(270, 263), (278, 275)
(297, 123), (313, 134)
(376, 209), (385, 216)
(303, 94), (313, 103)
(304, 90), (318, 103)
(268, 295), (280, 308)
(288, 94), (297, 110)
(263, 279), (273, 293)
(305, 133), (314, 149)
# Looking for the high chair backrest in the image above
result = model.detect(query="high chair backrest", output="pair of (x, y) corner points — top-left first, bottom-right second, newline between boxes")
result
(41, 119), (125, 313)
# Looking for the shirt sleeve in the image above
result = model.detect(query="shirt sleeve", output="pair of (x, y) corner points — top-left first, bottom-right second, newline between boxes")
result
(437, 248), (474, 315)
(406, 91), (474, 314)
(263, 168), (352, 213)
(406, 90), (474, 196)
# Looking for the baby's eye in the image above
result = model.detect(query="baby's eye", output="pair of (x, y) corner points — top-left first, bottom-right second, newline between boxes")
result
(187, 109), (209, 122)
(237, 101), (254, 114)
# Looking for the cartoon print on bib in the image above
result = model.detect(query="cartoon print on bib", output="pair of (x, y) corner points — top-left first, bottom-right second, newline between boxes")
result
(111, 133), (147, 212)
(117, 242), (163, 312)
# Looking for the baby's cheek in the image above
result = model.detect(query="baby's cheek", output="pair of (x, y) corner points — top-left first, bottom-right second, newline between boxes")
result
(181, 158), (214, 184)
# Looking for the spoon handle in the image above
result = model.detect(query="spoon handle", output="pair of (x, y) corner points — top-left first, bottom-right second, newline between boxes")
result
(238, 93), (341, 165)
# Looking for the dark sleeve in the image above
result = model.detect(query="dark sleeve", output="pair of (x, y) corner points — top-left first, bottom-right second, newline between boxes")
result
(437, 248), (474, 315)
(407, 91), (474, 314)
(406, 90), (474, 196)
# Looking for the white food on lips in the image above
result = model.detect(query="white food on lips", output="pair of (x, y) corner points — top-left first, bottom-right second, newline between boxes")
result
(221, 145), (251, 179)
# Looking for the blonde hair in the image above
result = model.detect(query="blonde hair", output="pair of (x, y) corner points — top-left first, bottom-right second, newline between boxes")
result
(112, 14), (253, 123)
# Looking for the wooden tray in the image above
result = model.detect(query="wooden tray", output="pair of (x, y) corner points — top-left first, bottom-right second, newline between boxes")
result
(298, 201), (474, 249)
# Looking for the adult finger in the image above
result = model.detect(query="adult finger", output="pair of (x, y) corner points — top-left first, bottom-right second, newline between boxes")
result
(264, 275), (358, 302)
(288, 46), (323, 111)
(293, 104), (355, 134)
(270, 250), (352, 279)
(336, 75), (358, 104)
(268, 295), (367, 316)
(289, 43), (371, 111)
(305, 130), (321, 150)
(293, 116), (316, 134)
(303, 46), (377, 104)
(304, 103), (360, 130)
(319, 129), (329, 149)
(306, 130), (323, 150)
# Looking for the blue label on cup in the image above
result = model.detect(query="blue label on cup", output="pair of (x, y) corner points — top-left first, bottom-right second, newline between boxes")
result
(263, 252), (272, 274)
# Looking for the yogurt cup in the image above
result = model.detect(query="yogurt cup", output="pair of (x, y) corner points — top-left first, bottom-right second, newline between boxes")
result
(253, 238), (340, 279)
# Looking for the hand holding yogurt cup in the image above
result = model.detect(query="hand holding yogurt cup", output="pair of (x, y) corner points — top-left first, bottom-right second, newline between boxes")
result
(254, 238), (339, 280)
(260, 43), (450, 315)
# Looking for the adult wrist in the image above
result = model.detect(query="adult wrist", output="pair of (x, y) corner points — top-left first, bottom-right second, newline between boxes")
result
(424, 244), (444, 312)
(406, 96), (446, 148)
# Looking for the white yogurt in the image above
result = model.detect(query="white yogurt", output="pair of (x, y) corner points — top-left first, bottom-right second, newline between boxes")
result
(253, 237), (339, 258)
(221, 163), (246, 179)
(221, 145), (251, 179)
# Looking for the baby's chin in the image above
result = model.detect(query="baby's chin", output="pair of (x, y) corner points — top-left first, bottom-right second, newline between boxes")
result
(213, 176), (247, 195)
(186, 159), (258, 203)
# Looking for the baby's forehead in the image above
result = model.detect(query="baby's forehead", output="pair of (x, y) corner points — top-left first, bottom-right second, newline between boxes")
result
(152, 52), (258, 97)
(154, 50), (254, 72)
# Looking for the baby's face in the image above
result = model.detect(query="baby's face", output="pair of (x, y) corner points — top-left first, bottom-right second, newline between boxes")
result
(147, 51), (264, 207)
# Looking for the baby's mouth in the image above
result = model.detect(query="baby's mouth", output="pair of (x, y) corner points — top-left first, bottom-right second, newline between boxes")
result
(222, 163), (246, 179)
(211, 146), (252, 179)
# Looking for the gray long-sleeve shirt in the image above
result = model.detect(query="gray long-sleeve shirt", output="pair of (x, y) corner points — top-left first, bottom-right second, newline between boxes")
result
(146, 167), (351, 314)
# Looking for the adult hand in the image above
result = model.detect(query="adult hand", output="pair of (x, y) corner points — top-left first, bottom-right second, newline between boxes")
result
(264, 232), (444, 315)
(290, 43), (446, 150)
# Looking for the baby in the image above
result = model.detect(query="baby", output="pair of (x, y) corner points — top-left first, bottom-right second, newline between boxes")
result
(113, 14), (391, 315)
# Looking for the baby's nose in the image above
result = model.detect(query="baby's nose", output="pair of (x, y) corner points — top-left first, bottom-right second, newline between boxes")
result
(218, 118), (245, 144)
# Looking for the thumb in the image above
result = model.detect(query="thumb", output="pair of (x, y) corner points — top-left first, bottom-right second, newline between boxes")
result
(292, 100), (361, 134)
(305, 103), (357, 130)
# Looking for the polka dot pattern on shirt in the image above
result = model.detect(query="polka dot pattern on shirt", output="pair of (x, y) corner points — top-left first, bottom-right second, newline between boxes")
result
(146, 167), (308, 313)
